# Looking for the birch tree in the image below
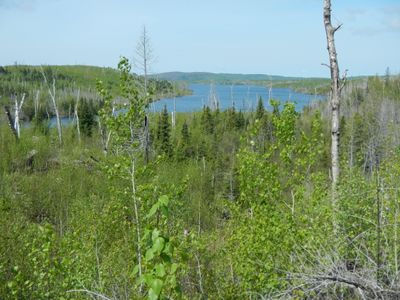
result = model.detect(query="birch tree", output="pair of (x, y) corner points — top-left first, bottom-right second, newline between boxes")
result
(98, 57), (146, 293)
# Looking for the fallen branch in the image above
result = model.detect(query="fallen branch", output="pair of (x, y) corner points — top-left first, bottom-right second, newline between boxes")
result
(67, 289), (113, 300)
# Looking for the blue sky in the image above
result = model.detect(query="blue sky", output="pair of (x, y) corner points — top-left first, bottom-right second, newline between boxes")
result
(0, 0), (399, 77)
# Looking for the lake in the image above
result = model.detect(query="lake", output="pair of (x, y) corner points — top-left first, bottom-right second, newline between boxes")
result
(29, 84), (325, 128)
(151, 83), (325, 113)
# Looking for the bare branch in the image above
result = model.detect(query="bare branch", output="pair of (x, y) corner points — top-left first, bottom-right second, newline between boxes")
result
(333, 23), (343, 33)
(340, 69), (348, 92)
(67, 289), (113, 300)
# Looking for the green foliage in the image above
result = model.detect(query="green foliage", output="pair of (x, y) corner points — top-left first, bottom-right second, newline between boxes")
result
(1, 68), (400, 299)
(140, 196), (180, 299)
(176, 120), (193, 161)
(200, 106), (214, 134)
(255, 96), (265, 120)
(79, 98), (97, 137)
(156, 106), (172, 157)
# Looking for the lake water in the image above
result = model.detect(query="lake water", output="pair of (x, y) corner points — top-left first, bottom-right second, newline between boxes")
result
(151, 83), (325, 112)
(29, 84), (325, 128)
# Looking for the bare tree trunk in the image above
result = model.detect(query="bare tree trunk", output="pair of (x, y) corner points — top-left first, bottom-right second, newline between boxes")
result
(98, 118), (112, 155)
(130, 156), (143, 294)
(136, 25), (153, 96)
(4, 105), (18, 140)
(51, 79), (63, 146)
(34, 90), (40, 120)
(376, 172), (382, 284)
(195, 253), (204, 296)
(13, 93), (25, 139)
(41, 67), (63, 146)
(143, 116), (149, 163)
(172, 97), (176, 129)
(136, 26), (154, 164)
(74, 89), (81, 143)
(324, 0), (345, 209)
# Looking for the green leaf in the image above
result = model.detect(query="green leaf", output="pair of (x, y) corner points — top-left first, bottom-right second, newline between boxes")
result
(160, 205), (169, 217)
(148, 288), (159, 300)
(147, 203), (159, 219)
(145, 249), (154, 262)
(158, 195), (169, 206)
(152, 237), (165, 253)
(131, 265), (139, 276)
(151, 229), (160, 241)
(143, 274), (154, 285)
(163, 241), (173, 256)
(155, 264), (166, 277)
(149, 278), (163, 298)
(170, 263), (178, 274)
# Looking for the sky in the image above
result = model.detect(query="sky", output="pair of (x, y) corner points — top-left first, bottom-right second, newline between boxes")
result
(0, 0), (399, 77)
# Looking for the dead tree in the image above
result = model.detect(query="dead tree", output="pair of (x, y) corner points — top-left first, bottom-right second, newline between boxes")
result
(74, 89), (81, 143)
(4, 105), (18, 140)
(13, 93), (25, 139)
(323, 0), (346, 207)
(135, 25), (154, 96)
(40, 67), (63, 146)
(135, 25), (154, 163)
(34, 90), (40, 120)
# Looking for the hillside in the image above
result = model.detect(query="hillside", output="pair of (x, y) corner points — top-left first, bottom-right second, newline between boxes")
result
(0, 64), (188, 122)
(152, 71), (302, 83)
(153, 71), (333, 94)
(0, 64), (186, 96)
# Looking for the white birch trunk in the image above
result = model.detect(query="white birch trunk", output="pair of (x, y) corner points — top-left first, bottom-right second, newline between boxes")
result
(41, 67), (63, 145)
(324, 0), (343, 194)
(14, 93), (25, 139)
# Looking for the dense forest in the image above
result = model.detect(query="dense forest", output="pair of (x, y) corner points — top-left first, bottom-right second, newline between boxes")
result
(1, 53), (400, 299)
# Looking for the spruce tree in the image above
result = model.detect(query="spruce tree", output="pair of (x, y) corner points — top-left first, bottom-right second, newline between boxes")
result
(255, 96), (265, 120)
(181, 120), (190, 145)
(225, 107), (236, 130)
(200, 106), (214, 134)
(156, 105), (172, 156)
(236, 110), (246, 130)
(80, 98), (96, 137)
(176, 120), (193, 160)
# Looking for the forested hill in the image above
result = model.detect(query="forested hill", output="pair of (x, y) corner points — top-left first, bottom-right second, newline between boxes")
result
(153, 71), (302, 83)
(0, 65), (188, 99)
(153, 71), (334, 94)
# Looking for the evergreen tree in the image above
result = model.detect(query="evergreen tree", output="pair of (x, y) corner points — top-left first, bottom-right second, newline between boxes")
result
(200, 106), (214, 134)
(255, 96), (265, 120)
(176, 120), (193, 160)
(236, 110), (246, 130)
(225, 107), (236, 130)
(156, 105), (172, 156)
(80, 98), (96, 137)
(181, 120), (190, 145)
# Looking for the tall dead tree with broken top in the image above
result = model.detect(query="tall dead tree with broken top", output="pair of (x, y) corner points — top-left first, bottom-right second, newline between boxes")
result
(324, 0), (345, 203)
